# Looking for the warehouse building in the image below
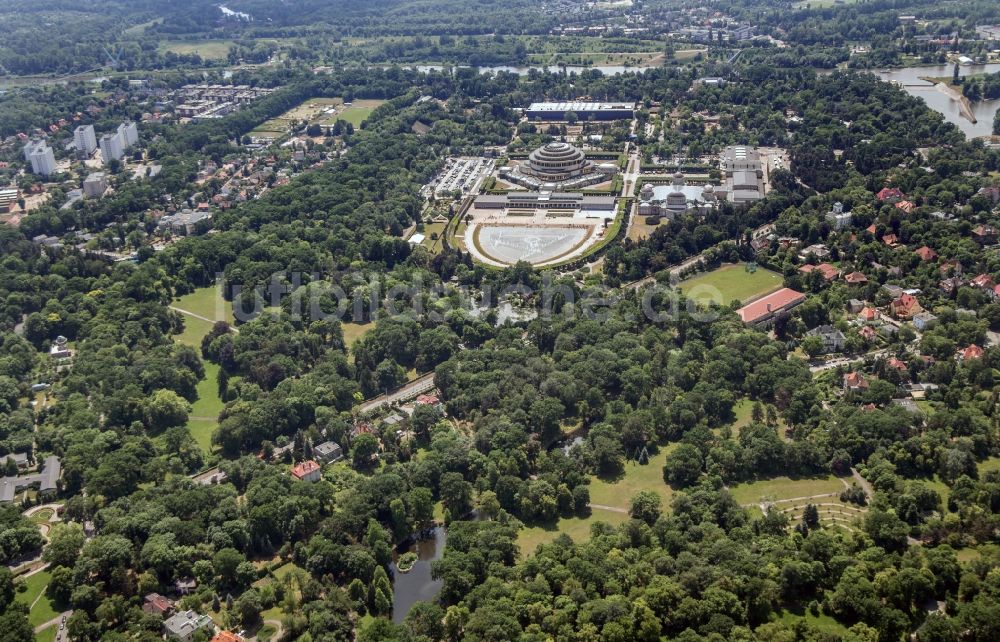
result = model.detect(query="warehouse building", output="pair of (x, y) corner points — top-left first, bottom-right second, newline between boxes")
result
(525, 102), (636, 121)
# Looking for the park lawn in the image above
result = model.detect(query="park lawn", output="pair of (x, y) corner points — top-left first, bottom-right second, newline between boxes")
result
(418, 222), (447, 253)
(979, 456), (1000, 476)
(588, 443), (679, 512)
(29, 508), (54, 524)
(922, 476), (952, 507)
(776, 607), (848, 635)
(173, 315), (214, 349)
(728, 475), (845, 505)
(35, 625), (57, 642)
(174, 286), (234, 324)
(677, 264), (784, 307)
(273, 562), (308, 583)
(518, 510), (631, 555)
(15, 569), (59, 628)
(158, 39), (235, 60)
(342, 322), (374, 349)
(258, 623), (277, 642)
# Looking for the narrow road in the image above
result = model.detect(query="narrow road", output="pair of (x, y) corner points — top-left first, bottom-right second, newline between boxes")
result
(358, 373), (436, 414)
(34, 610), (71, 634)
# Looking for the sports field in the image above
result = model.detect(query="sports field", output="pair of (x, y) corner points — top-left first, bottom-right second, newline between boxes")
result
(323, 99), (386, 127)
(677, 264), (783, 306)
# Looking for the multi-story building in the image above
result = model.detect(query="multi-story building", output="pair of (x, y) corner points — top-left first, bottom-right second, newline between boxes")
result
(74, 125), (97, 159)
(100, 133), (124, 164)
(83, 172), (108, 198)
(23, 141), (57, 176)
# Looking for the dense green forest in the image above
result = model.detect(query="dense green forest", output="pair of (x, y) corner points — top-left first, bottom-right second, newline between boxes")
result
(1, 0), (1000, 640)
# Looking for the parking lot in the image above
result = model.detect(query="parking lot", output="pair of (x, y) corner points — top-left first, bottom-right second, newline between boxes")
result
(429, 157), (494, 197)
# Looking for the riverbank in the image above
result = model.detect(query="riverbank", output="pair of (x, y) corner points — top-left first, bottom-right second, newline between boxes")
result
(923, 77), (978, 123)
(935, 82), (979, 124)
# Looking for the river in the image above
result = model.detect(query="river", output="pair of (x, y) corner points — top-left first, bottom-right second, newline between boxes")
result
(410, 63), (657, 76)
(391, 526), (446, 624)
(872, 63), (1000, 138)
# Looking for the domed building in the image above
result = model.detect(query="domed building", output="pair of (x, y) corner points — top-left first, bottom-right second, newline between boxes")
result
(523, 142), (592, 181)
(637, 171), (719, 219)
(500, 141), (616, 190)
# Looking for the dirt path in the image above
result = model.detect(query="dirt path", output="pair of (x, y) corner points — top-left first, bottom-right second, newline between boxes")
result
(589, 503), (628, 514)
(169, 306), (240, 333)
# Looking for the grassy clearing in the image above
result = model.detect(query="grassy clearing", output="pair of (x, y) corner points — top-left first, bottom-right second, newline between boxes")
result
(15, 570), (59, 628)
(517, 510), (630, 555)
(174, 286), (233, 324)
(35, 625), (58, 642)
(589, 443), (678, 511)
(729, 475), (845, 505)
(418, 222), (448, 253)
(158, 39), (235, 60)
(172, 286), (231, 453)
(517, 443), (679, 555)
(677, 264), (784, 306)
(343, 322), (374, 354)
(776, 607), (848, 635)
(979, 456), (1000, 476)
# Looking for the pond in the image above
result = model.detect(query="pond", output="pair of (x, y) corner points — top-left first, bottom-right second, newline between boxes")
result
(391, 526), (446, 624)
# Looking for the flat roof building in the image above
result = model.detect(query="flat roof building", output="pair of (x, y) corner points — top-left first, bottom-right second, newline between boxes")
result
(721, 146), (765, 204)
(525, 102), (636, 121)
(74, 125), (97, 159)
(737, 288), (806, 326)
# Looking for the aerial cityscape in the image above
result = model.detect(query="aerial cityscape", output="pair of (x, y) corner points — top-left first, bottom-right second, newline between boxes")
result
(2, 0), (1000, 640)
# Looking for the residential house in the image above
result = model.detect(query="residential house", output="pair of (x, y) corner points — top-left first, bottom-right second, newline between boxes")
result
(826, 202), (852, 230)
(972, 225), (997, 245)
(844, 271), (868, 285)
(211, 632), (244, 642)
(890, 293), (922, 320)
(882, 233), (900, 248)
(895, 200), (916, 214)
(859, 326), (878, 343)
(799, 263), (840, 281)
(291, 460), (322, 482)
(957, 344), (985, 361)
(880, 324), (899, 339)
(142, 593), (174, 617)
(858, 306), (880, 323)
(971, 274), (995, 293)
(939, 276), (965, 296)
(847, 299), (865, 314)
(174, 578), (197, 595)
(843, 372), (869, 392)
(914, 246), (937, 262)
(415, 394), (443, 409)
(876, 187), (904, 203)
(885, 357), (909, 375)
(3, 453), (29, 470)
(806, 325), (846, 353)
(313, 441), (344, 464)
(163, 610), (214, 642)
(797, 244), (830, 261)
(912, 312), (938, 331)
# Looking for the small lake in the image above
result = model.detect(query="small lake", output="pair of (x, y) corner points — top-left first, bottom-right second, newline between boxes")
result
(391, 526), (446, 623)
(872, 63), (1000, 139)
